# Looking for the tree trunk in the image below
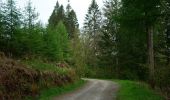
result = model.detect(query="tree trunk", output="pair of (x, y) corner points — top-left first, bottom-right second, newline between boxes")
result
(147, 25), (155, 88)
(166, 17), (170, 65)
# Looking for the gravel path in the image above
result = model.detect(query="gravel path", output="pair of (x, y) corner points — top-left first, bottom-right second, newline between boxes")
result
(53, 79), (119, 100)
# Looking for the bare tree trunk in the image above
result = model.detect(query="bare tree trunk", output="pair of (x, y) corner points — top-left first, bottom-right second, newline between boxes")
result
(147, 25), (155, 88)
(165, 17), (170, 65)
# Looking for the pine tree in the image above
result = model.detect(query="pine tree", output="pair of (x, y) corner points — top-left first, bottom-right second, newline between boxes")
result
(84, 0), (101, 41)
(24, 0), (38, 30)
(66, 10), (79, 39)
(98, 0), (121, 78)
(27, 22), (45, 55)
(65, 0), (79, 39)
(83, 0), (102, 67)
(2, 0), (22, 55)
(66, 0), (71, 15)
(0, 0), (3, 36)
(163, 0), (170, 64)
(120, 0), (161, 86)
(48, 1), (59, 27)
(0, 0), (4, 51)
(48, 2), (65, 28)
(57, 21), (69, 61)
(19, 0), (43, 55)
(45, 21), (68, 61)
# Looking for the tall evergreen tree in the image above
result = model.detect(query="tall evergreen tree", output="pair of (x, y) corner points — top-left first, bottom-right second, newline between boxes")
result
(56, 21), (69, 61)
(0, 0), (4, 51)
(65, 0), (79, 39)
(98, 0), (121, 78)
(66, 10), (79, 39)
(162, 0), (170, 64)
(120, 0), (161, 86)
(24, 0), (38, 30)
(48, 1), (59, 27)
(46, 21), (68, 61)
(0, 0), (3, 36)
(83, 0), (102, 67)
(20, 0), (43, 55)
(84, 0), (101, 41)
(1, 0), (21, 55)
(48, 2), (65, 28)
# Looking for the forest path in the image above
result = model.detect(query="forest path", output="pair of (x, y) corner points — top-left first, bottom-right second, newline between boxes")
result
(53, 78), (119, 100)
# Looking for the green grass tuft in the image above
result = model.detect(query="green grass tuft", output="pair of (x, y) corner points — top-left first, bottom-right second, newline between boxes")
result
(23, 59), (70, 75)
(115, 80), (165, 100)
(39, 80), (85, 100)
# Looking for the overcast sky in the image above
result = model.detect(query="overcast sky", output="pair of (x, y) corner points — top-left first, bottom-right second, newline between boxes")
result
(15, 0), (104, 28)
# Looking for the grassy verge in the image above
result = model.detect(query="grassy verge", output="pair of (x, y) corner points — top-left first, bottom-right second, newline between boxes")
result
(115, 80), (165, 100)
(23, 59), (70, 75)
(26, 79), (86, 100)
(22, 59), (80, 100)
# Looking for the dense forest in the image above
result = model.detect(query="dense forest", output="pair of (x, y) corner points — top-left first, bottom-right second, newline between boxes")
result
(0, 0), (170, 99)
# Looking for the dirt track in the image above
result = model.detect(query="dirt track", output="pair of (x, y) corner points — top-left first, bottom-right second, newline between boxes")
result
(54, 79), (119, 100)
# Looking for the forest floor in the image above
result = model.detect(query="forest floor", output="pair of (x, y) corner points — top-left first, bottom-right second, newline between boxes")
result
(53, 79), (119, 100)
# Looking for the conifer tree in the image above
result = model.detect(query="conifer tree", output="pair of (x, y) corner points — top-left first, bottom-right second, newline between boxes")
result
(0, 0), (4, 51)
(65, 0), (79, 39)
(120, 0), (161, 86)
(46, 21), (68, 61)
(2, 0), (21, 55)
(0, 0), (3, 36)
(66, 10), (79, 39)
(48, 2), (65, 28)
(84, 0), (101, 40)
(98, 0), (120, 77)
(24, 0), (38, 30)
(83, 0), (102, 66)
(56, 21), (69, 61)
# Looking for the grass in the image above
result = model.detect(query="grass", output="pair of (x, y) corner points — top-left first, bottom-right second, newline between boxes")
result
(115, 80), (165, 100)
(23, 59), (84, 100)
(26, 79), (86, 100)
(23, 59), (70, 75)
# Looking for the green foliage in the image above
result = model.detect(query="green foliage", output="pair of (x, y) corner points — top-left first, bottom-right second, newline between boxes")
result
(65, 10), (79, 39)
(45, 21), (69, 61)
(116, 80), (165, 100)
(98, 0), (120, 78)
(48, 2), (65, 28)
(0, 1), (3, 36)
(83, 0), (102, 67)
(24, 0), (38, 29)
(0, 0), (169, 98)
(0, 0), (45, 57)
(56, 21), (69, 61)
(48, 1), (79, 39)
(0, 0), (22, 55)
(84, 66), (116, 79)
(23, 59), (70, 75)
(0, 0), (80, 64)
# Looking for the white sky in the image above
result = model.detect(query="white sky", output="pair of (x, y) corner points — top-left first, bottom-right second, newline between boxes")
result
(15, 0), (104, 28)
